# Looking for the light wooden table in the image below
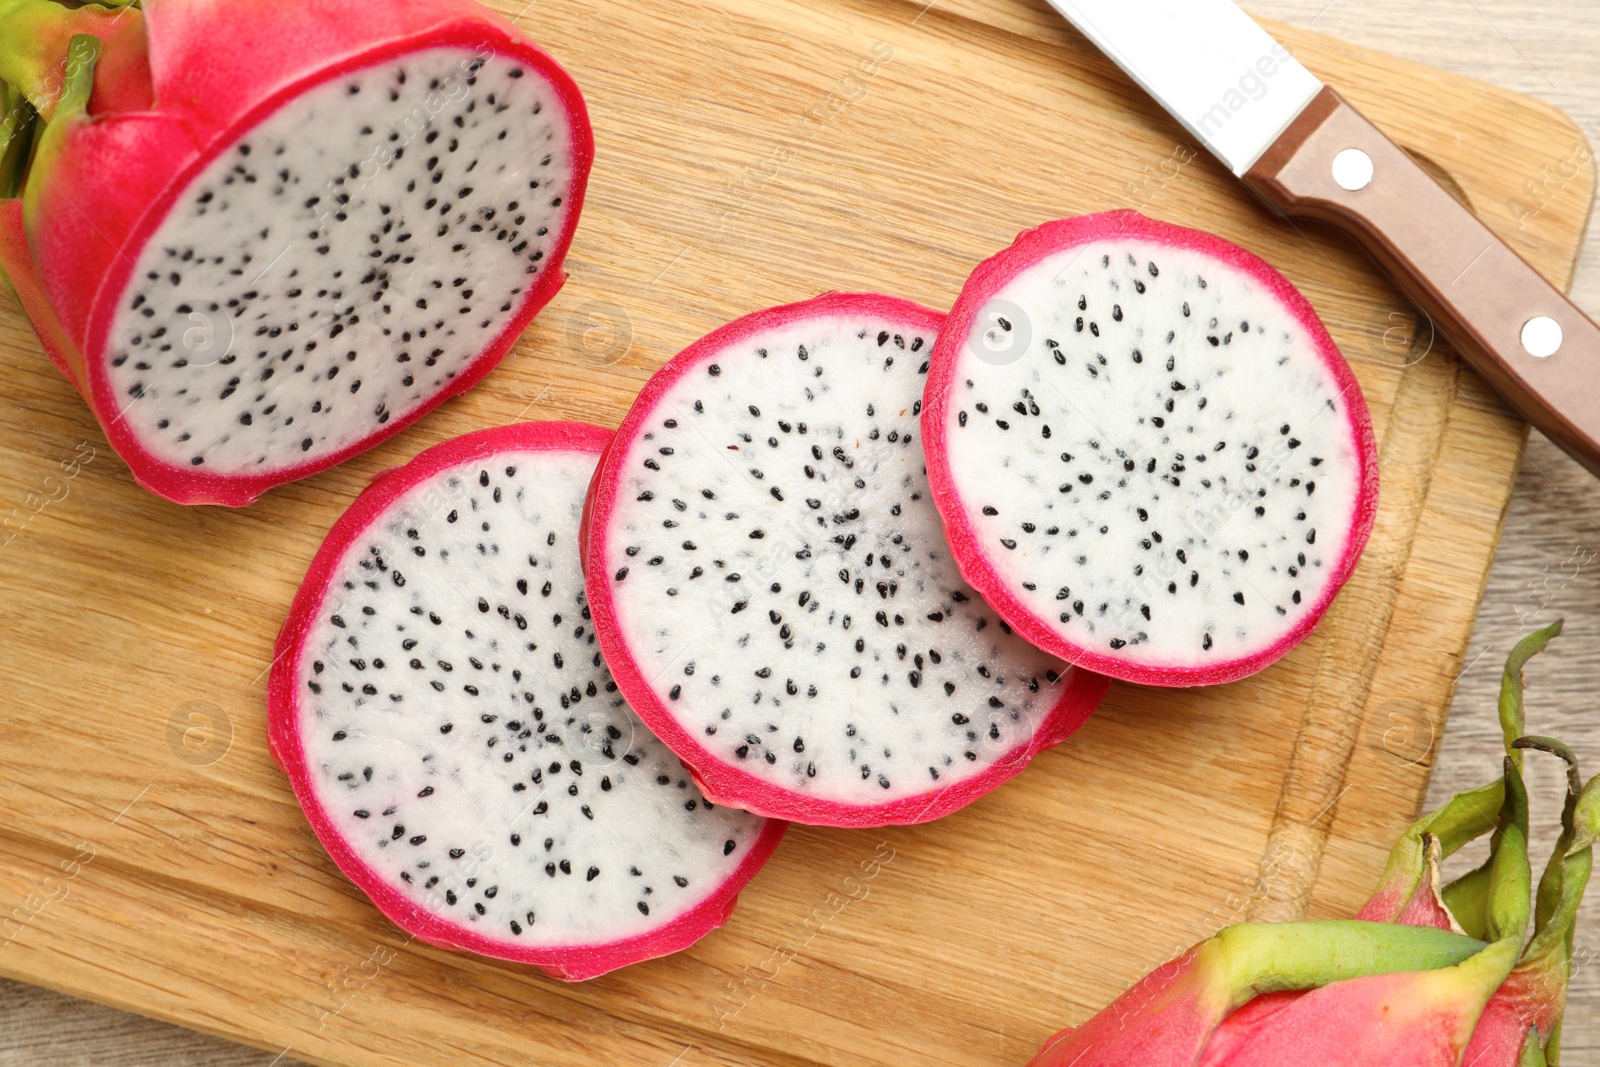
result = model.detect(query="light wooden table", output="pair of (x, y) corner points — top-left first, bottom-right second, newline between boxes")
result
(4, 1), (1600, 1064)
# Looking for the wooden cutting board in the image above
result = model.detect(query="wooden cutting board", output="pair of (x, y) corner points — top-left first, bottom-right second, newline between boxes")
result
(0, 0), (1591, 1063)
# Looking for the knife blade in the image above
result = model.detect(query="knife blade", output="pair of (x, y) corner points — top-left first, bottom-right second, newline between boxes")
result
(1046, 0), (1600, 479)
(1044, 0), (1321, 174)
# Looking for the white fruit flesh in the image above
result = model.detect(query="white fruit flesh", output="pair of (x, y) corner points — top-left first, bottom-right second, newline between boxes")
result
(293, 449), (764, 948)
(600, 312), (1074, 807)
(941, 239), (1363, 669)
(106, 47), (576, 474)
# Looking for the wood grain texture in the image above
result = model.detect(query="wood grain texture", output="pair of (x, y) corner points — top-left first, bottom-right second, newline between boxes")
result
(1237, 8), (1600, 1067)
(0, 0), (1594, 1064)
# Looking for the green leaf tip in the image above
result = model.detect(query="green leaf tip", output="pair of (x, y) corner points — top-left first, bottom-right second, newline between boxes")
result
(1568, 773), (1600, 858)
(1499, 621), (1563, 754)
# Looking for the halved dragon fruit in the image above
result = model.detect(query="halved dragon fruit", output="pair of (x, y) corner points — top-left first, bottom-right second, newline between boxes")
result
(581, 293), (1109, 828)
(269, 422), (783, 980)
(923, 211), (1378, 687)
(0, 0), (591, 505)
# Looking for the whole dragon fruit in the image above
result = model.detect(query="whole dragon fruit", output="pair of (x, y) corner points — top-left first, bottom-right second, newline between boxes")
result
(1029, 623), (1594, 1066)
(922, 211), (1378, 687)
(0, 0), (591, 505)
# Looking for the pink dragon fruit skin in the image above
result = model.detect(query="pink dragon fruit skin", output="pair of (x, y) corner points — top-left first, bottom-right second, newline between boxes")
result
(1201, 937), (1522, 1067)
(0, 201), (75, 381)
(0, 1), (152, 122)
(1026, 922), (1489, 1067)
(1030, 944), (1225, 1066)
(5, 0), (593, 505)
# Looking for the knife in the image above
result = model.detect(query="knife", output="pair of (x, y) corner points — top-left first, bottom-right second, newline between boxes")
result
(1044, 0), (1600, 477)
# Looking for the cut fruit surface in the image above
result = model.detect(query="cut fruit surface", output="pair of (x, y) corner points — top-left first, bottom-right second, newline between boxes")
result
(270, 421), (782, 980)
(8, 0), (592, 504)
(923, 211), (1378, 686)
(103, 48), (576, 477)
(583, 293), (1108, 828)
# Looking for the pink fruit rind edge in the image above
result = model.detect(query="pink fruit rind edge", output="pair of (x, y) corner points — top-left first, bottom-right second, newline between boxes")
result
(579, 291), (1112, 829)
(921, 210), (1381, 688)
(267, 420), (788, 982)
(23, 3), (594, 507)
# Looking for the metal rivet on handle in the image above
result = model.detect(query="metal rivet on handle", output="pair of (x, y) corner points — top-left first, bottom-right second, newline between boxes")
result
(1332, 148), (1374, 191)
(1521, 316), (1564, 358)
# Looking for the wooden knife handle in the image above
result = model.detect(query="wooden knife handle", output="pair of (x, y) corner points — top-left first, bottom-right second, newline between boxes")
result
(1244, 86), (1600, 477)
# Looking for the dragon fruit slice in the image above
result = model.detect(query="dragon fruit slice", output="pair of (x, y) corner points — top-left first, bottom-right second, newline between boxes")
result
(2, 0), (591, 505)
(269, 422), (784, 980)
(923, 211), (1378, 686)
(581, 293), (1109, 828)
